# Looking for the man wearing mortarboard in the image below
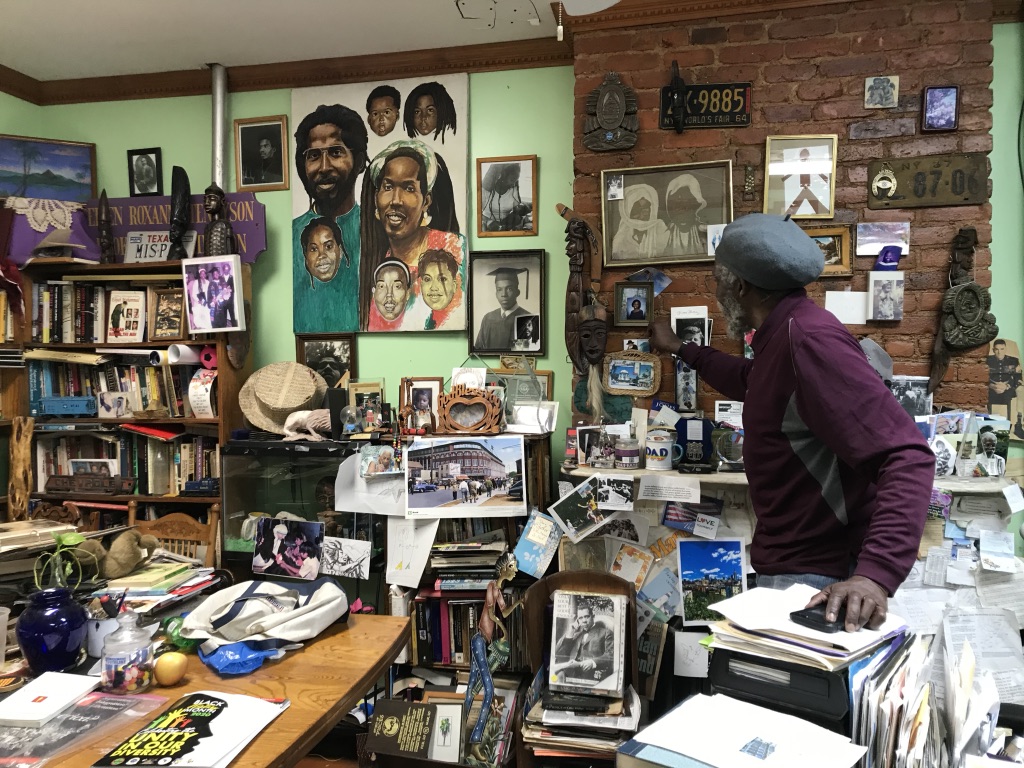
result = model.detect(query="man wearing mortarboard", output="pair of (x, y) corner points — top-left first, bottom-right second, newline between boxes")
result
(475, 266), (530, 351)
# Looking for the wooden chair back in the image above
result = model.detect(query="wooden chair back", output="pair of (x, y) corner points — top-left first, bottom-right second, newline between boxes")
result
(132, 506), (220, 567)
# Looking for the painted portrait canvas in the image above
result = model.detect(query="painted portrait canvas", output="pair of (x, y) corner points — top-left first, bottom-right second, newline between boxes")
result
(291, 74), (468, 335)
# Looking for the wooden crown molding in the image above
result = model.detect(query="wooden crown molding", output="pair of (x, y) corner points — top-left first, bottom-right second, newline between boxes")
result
(557, 0), (1018, 30)
(2, 38), (572, 107)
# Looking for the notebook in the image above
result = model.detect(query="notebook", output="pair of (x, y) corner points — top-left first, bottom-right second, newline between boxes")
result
(0, 671), (100, 727)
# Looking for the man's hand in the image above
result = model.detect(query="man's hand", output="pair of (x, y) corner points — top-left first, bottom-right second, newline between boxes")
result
(579, 659), (597, 672)
(650, 318), (682, 354)
(805, 575), (888, 631)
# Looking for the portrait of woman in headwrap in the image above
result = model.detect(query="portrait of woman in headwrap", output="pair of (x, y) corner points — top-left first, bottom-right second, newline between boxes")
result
(663, 173), (707, 256)
(610, 184), (668, 262)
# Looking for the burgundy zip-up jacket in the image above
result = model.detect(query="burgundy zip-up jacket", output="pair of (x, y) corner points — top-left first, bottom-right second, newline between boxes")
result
(678, 290), (935, 595)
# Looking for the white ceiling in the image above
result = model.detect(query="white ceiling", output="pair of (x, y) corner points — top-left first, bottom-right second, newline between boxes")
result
(0, 0), (564, 81)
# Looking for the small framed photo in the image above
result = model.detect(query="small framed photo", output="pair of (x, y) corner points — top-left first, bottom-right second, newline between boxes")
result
(802, 224), (852, 277)
(922, 86), (960, 132)
(868, 270), (905, 321)
(476, 155), (538, 237)
(486, 368), (554, 420)
(864, 75), (900, 109)
(604, 352), (661, 397)
(763, 135), (837, 219)
(623, 338), (651, 353)
(234, 115), (289, 192)
(348, 381), (384, 422)
(296, 333), (356, 390)
(400, 376), (444, 427)
(601, 160), (734, 267)
(149, 287), (186, 340)
(70, 458), (118, 477)
(468, 250), (545, 356)
(127, 148), (162, 197)
(182, 255), (244, 333)
(613, 281), (652, 328)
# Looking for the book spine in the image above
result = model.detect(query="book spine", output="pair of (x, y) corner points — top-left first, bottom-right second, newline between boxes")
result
(429, 598), (442, 663)
(28, 361), (42, 417)
(414, 599), (432, 667)
(451, 601), (463, 665)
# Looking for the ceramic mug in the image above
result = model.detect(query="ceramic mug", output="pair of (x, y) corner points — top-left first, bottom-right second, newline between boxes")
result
(645, 431), (683, 470)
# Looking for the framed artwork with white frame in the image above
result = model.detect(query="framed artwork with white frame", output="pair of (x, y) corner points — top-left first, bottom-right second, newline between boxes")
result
(181, 254), (245, 333)
(763, 135), (837, 219)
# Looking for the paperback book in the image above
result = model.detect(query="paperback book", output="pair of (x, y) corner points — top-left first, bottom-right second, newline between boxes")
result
(107, 290), (146, 343)
(548, 589), (626, 698)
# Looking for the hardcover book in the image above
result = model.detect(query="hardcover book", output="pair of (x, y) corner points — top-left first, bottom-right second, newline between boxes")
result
(548, 589), (626, 698)
(106, 561), (192, 589)
(106, 290), (146, 343)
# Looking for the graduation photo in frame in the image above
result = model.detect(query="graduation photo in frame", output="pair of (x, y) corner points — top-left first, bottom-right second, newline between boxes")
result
(601, 160), (733, 268)
(468, 249), (545, 356)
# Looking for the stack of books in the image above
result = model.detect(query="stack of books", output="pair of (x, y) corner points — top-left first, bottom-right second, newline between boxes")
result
(93, 561), (220, 614)
(521, 590), (639, 765)
(706, 584), (910, 672)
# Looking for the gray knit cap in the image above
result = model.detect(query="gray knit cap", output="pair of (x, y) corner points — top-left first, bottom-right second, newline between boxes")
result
(715, 213), (824, 290)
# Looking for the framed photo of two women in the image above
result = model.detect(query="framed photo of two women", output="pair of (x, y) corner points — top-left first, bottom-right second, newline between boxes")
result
(601, 160), (734, 268)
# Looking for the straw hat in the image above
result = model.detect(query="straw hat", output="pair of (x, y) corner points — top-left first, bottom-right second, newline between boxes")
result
(239, 361), (327, 435)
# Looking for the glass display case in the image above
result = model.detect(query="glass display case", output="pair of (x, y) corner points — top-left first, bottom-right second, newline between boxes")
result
(220, 440), (385, 567)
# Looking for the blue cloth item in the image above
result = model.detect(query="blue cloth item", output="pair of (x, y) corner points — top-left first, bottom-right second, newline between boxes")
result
(199, 641), (285, 675)
(873, 245), (903, 270)
(714, 213), (824, 290)
(465, 633), (494, 744)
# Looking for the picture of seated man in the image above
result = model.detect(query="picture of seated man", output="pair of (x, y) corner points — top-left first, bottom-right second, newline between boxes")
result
(552, 599), (615, 684)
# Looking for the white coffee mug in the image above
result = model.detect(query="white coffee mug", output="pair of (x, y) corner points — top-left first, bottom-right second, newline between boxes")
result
(645, 431), (683, 470)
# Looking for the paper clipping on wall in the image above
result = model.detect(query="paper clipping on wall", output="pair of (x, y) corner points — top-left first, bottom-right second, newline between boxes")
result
(334, 453), (406, 517)
(637, 474), (700, 503)
(386, 517), (439, 589)
(319, 537), (372, 579)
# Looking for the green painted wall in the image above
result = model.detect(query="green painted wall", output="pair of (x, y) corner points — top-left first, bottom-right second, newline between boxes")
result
(0, 69), (576, 466)
(990, 23), (1024, 348)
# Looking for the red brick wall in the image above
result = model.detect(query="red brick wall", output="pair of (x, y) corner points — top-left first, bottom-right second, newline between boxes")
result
(571, 0), (994, 414)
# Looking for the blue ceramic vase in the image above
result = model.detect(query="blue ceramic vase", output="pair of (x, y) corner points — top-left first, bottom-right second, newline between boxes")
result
(16, 587), (89, 674)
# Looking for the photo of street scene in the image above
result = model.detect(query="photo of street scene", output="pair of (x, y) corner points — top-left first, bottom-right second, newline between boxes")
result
(405, 435), (527, 518)
(677, 538), (746, 626)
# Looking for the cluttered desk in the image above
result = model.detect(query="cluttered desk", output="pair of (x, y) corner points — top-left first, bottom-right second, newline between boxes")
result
(15, 614), (408, 768)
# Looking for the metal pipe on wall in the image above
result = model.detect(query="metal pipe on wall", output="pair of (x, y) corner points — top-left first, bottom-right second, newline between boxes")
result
(210, 63), (227, 189)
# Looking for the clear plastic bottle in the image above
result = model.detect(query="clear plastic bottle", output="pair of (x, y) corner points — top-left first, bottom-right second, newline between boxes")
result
(101, 610), (153, 694)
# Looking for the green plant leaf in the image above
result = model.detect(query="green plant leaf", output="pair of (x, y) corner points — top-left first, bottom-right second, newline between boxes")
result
(55, 532), (86, 547)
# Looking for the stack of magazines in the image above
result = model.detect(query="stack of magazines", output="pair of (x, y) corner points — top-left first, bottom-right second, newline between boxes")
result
(521, 590), (640, 764)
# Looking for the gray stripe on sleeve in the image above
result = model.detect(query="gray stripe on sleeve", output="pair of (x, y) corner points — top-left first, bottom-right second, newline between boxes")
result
(782, 392), (848, 525)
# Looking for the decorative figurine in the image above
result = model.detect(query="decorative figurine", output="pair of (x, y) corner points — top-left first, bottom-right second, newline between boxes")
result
(583, 72), (639, 152)
(167, 166), (191, 261)
(97, 190), (115, 264)
(928, 227), (998, 391)
(203, 183), (235, 258)
(464, 551), (524, 766)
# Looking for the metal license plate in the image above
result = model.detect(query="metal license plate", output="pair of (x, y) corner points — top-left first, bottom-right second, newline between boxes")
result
(660, 82), (751, 129)
(125, 230), (197, 262)
(868, 153), (989, 209)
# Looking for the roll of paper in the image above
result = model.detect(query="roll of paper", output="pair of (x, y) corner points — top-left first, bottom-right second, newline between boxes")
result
(200, 346), (217, 370)
(167, 344), (202, 365)
(148, 350), (169, 366)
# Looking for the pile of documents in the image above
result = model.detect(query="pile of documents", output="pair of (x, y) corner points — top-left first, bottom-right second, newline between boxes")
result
(707, 584), (911, 672)
(523, 684), (641, 762)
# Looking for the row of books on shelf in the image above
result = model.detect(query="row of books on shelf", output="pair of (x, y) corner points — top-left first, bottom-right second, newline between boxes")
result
(30, 281), (164, 345)
(28, 358), (209, 418)
(412, 587), (526, 671)
(35, 426), (220, 496)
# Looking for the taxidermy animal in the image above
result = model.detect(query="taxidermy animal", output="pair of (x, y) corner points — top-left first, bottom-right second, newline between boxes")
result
(283, 409), (332, 441)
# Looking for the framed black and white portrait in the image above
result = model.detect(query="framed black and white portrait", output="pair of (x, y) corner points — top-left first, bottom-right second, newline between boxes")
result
(296, 333), (356, 390)
(468, 249), (545, 356)
(127, 148), (162, 197)
(868, 270), (905, 321)
(476, 155), (537, 237)
(864, 75), (899, 109)
(601, 160), (733, 268)
(235, 115), (289, 192)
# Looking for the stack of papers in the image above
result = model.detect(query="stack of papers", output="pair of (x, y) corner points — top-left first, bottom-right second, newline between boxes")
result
(707, 585), (909, 671)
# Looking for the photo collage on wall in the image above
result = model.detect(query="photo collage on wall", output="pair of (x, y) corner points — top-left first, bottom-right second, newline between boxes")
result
(290, 75), (469, 335)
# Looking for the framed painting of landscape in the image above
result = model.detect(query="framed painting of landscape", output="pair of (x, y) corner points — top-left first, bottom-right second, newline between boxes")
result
(0, 134), (97, 202)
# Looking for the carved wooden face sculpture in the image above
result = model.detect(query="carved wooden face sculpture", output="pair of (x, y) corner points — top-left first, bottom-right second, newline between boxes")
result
(578, 318), (608, 367)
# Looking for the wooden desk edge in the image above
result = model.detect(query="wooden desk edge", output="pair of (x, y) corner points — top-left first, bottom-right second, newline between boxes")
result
(279, 615), (410, 766)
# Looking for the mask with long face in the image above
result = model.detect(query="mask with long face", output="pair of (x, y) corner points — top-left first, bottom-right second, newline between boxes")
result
(578, 317), (608, 367)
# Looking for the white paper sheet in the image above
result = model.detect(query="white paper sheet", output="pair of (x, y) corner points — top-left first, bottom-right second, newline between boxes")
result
(385, 517), (439, 588)
(635, 693), (866, 768)
(825, 291), (868, 324)
(1003, 483), (1024, 513)
(979, 530), (1016, 572)
(976, 568), (1024, 625)
(943, 609), (1024, 705)
(334, 453), (406, 517)
(638, 474), (700, 503)
(674, 632), (710, 678)
(889, 587), (955, 636)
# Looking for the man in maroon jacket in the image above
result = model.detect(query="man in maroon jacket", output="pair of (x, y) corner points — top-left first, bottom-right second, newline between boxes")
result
(651, 214), (934, 632)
